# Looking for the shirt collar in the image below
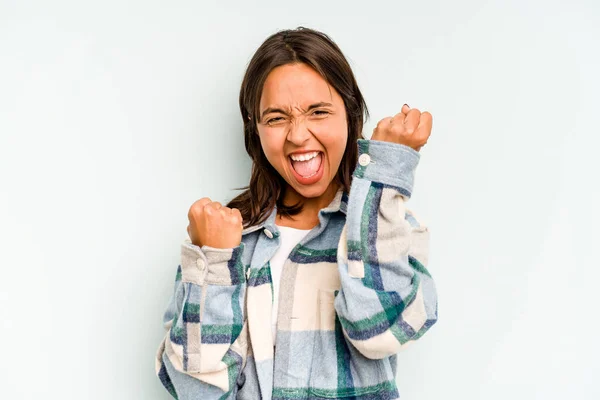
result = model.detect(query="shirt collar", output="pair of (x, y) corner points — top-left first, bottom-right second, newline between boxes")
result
(241, 187), (348, 236)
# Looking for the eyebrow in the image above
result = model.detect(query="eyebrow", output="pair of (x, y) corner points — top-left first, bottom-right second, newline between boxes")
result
(260, 102), (333, 121)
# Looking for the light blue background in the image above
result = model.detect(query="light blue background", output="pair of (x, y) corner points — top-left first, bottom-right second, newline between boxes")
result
(1, 0), (598, 398)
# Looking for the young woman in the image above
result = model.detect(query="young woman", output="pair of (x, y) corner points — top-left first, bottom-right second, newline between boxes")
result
(155, 27), (437, 400)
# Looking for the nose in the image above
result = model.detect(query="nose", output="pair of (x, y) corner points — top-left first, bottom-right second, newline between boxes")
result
(286, 117), (311, 146)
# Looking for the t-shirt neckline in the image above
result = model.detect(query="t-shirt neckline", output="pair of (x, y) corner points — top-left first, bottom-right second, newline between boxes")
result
(275, 224), (312, 232)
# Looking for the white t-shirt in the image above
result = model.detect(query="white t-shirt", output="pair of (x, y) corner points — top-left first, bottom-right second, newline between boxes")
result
(270, 225), (311, 345)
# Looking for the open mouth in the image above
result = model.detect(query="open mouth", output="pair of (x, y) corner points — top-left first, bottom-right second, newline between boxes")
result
(288, 151), (324, 185)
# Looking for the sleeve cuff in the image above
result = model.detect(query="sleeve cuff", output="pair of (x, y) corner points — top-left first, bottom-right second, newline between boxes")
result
(353, 139), (420, 198)
(180, 240), (246, 285)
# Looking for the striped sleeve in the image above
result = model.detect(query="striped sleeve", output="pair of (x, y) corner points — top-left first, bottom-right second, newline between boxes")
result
(334, 139), (438, 360)
(154, 240), (249, 399)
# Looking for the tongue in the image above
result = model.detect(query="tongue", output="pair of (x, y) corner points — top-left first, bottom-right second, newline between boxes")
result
(291, 153), (322, 177)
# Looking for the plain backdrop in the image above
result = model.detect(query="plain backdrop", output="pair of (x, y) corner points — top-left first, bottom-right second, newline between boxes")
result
(1, 0), (598, 398)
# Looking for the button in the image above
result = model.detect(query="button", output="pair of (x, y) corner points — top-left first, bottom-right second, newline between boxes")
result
(196, 258), (206, 271)
(263, 228), (273, 239)
(358, 153), (371, 166)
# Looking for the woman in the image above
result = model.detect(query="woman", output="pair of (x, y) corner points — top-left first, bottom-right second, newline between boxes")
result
(155, 26), (437, 400)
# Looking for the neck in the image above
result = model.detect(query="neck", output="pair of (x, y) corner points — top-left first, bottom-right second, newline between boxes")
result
(276, 181), (339, 229)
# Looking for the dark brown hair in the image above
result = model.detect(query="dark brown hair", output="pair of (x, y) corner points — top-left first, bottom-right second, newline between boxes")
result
(227, 26), (369, 229)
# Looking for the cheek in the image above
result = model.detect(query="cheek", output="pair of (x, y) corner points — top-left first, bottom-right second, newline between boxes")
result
(258, 131), (287, 167)
(314, 119), (348, 157)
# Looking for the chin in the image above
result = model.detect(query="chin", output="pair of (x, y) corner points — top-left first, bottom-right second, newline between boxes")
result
(291, 179), (334, 199)
(294, 186), (326, 198)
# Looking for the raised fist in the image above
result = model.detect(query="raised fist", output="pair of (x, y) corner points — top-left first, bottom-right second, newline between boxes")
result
(187, 198), (243, 249)
(371, 104), (432, 152)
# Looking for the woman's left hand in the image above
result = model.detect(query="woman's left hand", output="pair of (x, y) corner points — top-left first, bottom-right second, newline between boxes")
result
(371, 104), (432, 152)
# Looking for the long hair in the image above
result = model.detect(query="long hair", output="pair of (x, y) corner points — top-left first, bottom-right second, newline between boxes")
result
(227, 26), (369, 229)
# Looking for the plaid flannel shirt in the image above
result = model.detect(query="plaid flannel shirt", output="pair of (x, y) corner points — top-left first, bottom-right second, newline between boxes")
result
(155, 139), (438, 399)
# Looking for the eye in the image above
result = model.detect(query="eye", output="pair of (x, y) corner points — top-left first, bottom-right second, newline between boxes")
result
(312, 110), (329, 116)
(266, 117), (284, 124)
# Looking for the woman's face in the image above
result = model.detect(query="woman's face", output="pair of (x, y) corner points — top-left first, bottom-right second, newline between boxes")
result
(256, 63), (348, 200)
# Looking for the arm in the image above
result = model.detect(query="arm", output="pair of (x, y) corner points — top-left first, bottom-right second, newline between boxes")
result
(155, 239), (249, 399)
(334, 139), (438, 360)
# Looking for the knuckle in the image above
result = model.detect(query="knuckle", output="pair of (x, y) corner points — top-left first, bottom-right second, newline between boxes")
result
(232, 208), (243, 223)
(189, 203), (202, 218)
(376, 118), (390, 128)
(190, 198), (210, 212)
(196, 197), (211, 208)
(390, 125), (403, 134)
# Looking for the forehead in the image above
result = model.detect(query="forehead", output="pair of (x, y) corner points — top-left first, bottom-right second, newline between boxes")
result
(259, 63), (339, 110)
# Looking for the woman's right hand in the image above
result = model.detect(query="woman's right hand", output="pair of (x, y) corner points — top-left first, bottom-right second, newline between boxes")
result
(187, 198), (244, 249)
